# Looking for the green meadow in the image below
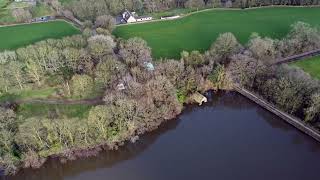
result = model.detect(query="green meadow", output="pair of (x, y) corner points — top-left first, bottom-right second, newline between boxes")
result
(292, 56), (320, 79)
(114, 7), (320, 59)
(0, 20), (80, 51)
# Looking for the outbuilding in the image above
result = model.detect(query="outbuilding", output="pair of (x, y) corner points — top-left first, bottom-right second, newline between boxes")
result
(192, 92), (208, 106)
(121, 10), (153, 23)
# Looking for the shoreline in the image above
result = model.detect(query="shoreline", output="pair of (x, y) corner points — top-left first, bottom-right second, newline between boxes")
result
(235, 86), (320, 142)
(6, 87), (320, 177)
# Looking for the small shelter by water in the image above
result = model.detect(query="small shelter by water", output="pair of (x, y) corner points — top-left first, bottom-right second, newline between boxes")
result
(192, 92), (207, 105)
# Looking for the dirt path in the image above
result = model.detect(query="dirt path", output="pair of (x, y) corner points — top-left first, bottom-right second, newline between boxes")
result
(235, 85), (320, 142)
(273, 48), (320, 65)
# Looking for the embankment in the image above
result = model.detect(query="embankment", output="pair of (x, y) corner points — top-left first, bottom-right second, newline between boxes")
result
(234, 86), (320, 142)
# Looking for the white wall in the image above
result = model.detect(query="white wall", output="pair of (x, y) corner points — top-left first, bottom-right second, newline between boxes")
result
(136, 17), (153, 22)
(127, 16), (137, 23)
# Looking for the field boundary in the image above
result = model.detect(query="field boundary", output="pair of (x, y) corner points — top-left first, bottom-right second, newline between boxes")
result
(0, 18), (79, 29)
(116, 5), (320, 27)
(234, 85), (320, 142)
(273, 48), (320, 65)
(0, 97), (103, 107)
(16, 97), (103, 105)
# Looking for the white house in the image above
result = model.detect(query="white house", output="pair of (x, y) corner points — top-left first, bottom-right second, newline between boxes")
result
(122, 10), (137, 23)
(121, 10), (153, 23)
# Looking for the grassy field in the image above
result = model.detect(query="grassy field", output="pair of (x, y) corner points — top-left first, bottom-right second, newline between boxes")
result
(0, 88), (57, 102)
(0, 20), (80, 51)
(18, 103), (92, 119)
(292, 56), (320, 79)
(114, 7), (320, 59)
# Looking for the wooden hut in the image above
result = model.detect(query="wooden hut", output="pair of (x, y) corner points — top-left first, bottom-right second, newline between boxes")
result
(192, 92), (207, 105)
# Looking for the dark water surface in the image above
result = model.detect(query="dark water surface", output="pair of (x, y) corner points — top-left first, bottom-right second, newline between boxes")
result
(8, 92), (320, 180)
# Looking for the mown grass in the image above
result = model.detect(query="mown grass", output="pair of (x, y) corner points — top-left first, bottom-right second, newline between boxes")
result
(0, 88), (56, 102)
(292, 56), (320, 79)
(0, 20), (80, 51)
(17, 103), (92, 119)
(114, 7), (320, 59)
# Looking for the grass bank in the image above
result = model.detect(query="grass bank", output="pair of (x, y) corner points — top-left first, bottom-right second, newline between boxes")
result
(0, 88), (56, 102)
(114, 7), (320, 59)
(292, 56), (320, 79)
(17, 103), (92, 119)
(0, 20), (80, 51)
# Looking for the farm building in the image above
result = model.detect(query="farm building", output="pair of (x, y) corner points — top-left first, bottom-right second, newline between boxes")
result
(120, 10), (153, 24)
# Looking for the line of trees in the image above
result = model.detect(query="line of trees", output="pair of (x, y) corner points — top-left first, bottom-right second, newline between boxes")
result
(47, 0), (320, 25)
(228, 21), (320, 125)
(5, 0), (320, 25)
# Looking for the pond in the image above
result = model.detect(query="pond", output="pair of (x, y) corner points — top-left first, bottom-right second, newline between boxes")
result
(8, 92), (320, 180)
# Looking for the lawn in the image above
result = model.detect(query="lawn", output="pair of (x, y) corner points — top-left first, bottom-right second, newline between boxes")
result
(18, 103), (92, 119)
(113, 7), (320, 59)
(0, 20), (80, 51)
(292, 56), (320, 79)
(0, 88), (57, 102)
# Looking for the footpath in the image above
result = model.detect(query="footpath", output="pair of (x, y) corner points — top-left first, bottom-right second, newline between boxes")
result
(235, 85), (320, 142)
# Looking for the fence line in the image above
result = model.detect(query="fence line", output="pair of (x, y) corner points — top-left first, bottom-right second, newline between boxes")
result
(273, 48), (320, 65)
(234, 85), (320, 142)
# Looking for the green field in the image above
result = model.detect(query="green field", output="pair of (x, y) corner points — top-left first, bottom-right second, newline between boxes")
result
(0, 20), (80, 51)
(292, 56), (320, 79)
(18, 103), (92, 119)
(114, 7), (320, 59)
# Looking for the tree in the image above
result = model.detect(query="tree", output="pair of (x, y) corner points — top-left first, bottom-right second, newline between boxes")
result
(11, 9), (32, 22)
(208, 64), (226, 89)
(155, 59), (184, 86)
(70, 74), (95, 98)
(95, 57), (126, 87)
(95, 15), (116, 32)
(228, 53), (259, 87)
(209, 32), (241, 64)
(6, 61), (25, 90)
(305, 93), (320, 122)
(119, 37), (152, 67)
(185, 0), (205, 8)
(88, 35), (115, 58)
(63, 47), (82, 71)
(0, 51), (16, 64)
(133, 0), (143, 12)
(0, 108), (17, 133)
(181, 50), (205, 67)
(248, 33), (277, 64)
(88, 105), (113, 141)
(278, 22), (320, 56)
